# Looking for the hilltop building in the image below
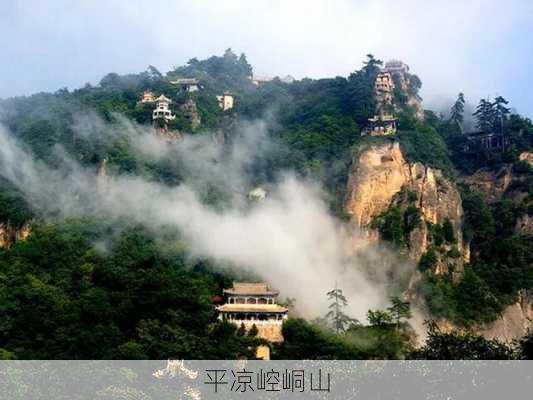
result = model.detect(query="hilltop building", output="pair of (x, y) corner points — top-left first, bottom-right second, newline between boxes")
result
(362, 72), (397, 136)
(139, 90), (156, 103)
(170, 78), (199, 92)
(383, 60), (410, 74)
(216, 93), (234, 111)
(374, 71), (395, 114)
(217, 282), (288, 355)
(152, 95), (175, 121)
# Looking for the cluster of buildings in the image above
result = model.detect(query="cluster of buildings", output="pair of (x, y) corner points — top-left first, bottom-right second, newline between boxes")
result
(138, 77), (236, 131)
(362, 60), (411, 137)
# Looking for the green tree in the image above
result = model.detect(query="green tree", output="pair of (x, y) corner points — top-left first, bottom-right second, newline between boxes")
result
(325, 285), (358, 334)
(493, 95), (510, 134)
(236, 323), (246, 337)
(450, 92), (465, 127)
(366, 309), (393, 327)
(442, 218), (455, 243)
(519, 330), (533, 359)
(387, 297), (412, 326)
(473, 98), (495, 132)
(248, 324), (259, 337)
(410, 322), (515, 359)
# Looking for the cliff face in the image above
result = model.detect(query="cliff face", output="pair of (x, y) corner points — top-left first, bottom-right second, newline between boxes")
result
(480, 290), (533, 342)
(434, 291), (533, 343)
(345, 142), (467, 270)
(461, 165), (514, 203)
(0, 222), (31, 248)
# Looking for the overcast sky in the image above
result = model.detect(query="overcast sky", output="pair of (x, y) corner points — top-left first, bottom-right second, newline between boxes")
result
(1, 0), (532, 116)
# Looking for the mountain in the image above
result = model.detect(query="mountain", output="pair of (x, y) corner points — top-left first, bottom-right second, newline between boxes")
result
(0, 50), (531, 360)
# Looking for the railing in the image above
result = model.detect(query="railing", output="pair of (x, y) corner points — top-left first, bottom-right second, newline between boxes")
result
(226, 319), (284, 326)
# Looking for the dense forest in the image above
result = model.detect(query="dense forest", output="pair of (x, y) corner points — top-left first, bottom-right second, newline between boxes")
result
(0, 49), (532, 360)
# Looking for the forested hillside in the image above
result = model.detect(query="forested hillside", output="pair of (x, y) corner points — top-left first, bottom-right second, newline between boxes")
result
(0, 50), (532, 360)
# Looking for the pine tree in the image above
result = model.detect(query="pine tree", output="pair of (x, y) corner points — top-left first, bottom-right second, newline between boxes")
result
(248, 324), (259, 337)
(450, 92), (465, 126)
(366, 309), (393, 326)
(236, 322), (246, 337)
(387, 296), (412, 326)
(493, 96), (510, 133)
(473, 98), (496, 132)
(325, 284), (359, 334)
(362, 54), (383, 76)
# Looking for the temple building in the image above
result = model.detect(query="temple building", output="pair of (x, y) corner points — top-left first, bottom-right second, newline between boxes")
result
(152, 95), (175, 121)
(170, 78), (199, 92)
(464, 131), (511, 152)
(216, 93), (234, 111)
(383, 59), (410, 74)
(139, 90), (156, 103)
(375, 71), (394, 95)
(362, 114), (398, 136)
(216, 282), (288, 344)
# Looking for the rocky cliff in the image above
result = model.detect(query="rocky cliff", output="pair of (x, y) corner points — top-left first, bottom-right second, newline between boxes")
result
(434, 290), (533, 343)
(345, 141), (468, 271)
(381, 60), (424, 120)
(0, 222), (31, 248)
(344, 142), (533, 342)
(480, 290), (533, 342)
(180, 99), (201, 129)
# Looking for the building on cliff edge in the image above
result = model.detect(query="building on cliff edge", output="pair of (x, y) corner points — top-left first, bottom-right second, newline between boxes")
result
(152, 95), (175, 121)
(362, 114), (398, 136)
(216, 282), (288, 359)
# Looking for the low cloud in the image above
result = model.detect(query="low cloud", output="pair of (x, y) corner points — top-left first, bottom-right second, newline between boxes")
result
(0, 116), (414, 321)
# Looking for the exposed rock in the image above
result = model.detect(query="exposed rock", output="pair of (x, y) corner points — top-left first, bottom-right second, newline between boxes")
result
(155, 127), (183, 141)
(519, 151), (533, 166)
(180, 99), (201, 129)
(480, 291), (533, 342)
(461, 165), (514, 203)
(345, 142), (408, 230)
(345, 142), (467, 269)
(0, 222), (31, 248)
(515, 214), (533, 236)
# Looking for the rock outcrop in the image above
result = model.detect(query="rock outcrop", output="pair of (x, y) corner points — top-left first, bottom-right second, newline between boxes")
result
(461, 165), (514, 203)
(519, 151), (533, 166)
(345, 142), (467, 270)
(480, 291), (533, 342)
(180, 99), (201, 129)
(0, 222), (31, 248)
(382, 60), (424, 120)
(435, 291), (533, 343)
